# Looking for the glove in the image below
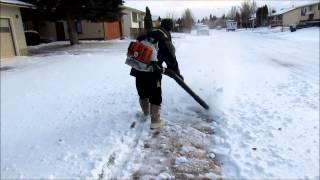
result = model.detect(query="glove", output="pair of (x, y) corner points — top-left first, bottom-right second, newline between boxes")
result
(150, 61), (162, 73)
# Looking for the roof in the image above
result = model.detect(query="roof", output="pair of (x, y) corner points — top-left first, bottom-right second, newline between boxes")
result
(0, 0), (33, 8)
(270, 1), (320, 17)
(270, 7), (295, 16)
(249, 14), (256, 20)
(122, 5), (145, 14)
(294, 1), (320, 9)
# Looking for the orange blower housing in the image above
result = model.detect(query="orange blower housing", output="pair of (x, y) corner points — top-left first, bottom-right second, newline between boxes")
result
(127, 41), (153, 64)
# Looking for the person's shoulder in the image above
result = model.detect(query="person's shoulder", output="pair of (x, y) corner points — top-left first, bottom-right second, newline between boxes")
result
(151, 28), (170, 40)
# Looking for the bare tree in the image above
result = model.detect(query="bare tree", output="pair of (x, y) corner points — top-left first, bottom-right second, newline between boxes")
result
(249, 0), (257, 17)
(181, 8), (194, 33)
(240, 0), (256, 28)
(228, 6), (238, 20)
(165, 11), (178, 20)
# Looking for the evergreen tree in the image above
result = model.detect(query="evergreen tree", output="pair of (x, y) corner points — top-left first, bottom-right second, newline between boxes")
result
(240, 0), (251, 28)
(211, 15), (217, 21)
(235, 11), (241, 27)
(176, 18), (182, 31)
(21, 0), (123, 45)
(256, 5), (269, 27)
(144, 6), (153, 31)
(207, 14), (217, 29)
(262, 5), (269, 26)
(177, 18), (181, 24)
(256, 7), (262, 26)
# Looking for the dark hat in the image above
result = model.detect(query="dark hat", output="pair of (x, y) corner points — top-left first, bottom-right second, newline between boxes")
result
(161, 18), (173, 32)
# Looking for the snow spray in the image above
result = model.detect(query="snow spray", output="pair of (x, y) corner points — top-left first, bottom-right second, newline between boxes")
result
(162, 68), (210, 110)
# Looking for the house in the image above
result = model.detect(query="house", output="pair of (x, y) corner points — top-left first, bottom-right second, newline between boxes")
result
(269, 2), (320, 27)
(23, 6), (146, 42)
(269, 7), (296, 27)
(24, 20), (122, 41)
(0, 0), (33, 59)
(121, 6), (145, 38)
(23, 18), (122, 41)
(226, 20), (237, 31)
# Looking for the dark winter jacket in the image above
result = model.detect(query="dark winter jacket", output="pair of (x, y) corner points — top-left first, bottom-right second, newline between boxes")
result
(130, 27), (181, 78)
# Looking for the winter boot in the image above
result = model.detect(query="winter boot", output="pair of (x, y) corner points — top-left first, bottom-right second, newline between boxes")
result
(139, 98), (150, 116)
(150, 104), (162, 129)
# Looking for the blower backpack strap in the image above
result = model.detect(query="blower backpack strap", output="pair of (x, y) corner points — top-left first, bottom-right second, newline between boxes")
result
(155, 29), (168, 39)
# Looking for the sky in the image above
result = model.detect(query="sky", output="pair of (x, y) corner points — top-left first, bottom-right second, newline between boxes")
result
(124, 0), (318, 20)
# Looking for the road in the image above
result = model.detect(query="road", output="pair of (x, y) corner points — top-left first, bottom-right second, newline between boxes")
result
(1, 28), (319, 179)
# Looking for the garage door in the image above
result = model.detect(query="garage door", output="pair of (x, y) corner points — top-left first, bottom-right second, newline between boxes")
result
(0, 18), (16, 59)
(104, 21), (121, 40)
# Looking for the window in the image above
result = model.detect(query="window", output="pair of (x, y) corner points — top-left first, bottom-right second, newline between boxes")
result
(277, 15), (282, 21)
(0, 18), (11, 32)
(309, 5), (312, 11)
(132, 12), (138, 23)
(301, 7), (307, 16)
(75, 21), (82, 34)
(318, 3), (320, 10)
(0, 27), (10, 32)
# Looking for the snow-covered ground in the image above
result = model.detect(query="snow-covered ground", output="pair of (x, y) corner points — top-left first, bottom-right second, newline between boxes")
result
(1, 27), (319, 179)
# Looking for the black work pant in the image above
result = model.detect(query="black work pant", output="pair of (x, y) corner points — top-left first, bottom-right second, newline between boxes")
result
(136, 75), (162, 106)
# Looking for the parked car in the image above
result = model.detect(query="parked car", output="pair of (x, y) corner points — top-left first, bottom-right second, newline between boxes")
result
(216, 26), (222, 30)
(196, 25), (210, 36)
(226, 20), (237, 31)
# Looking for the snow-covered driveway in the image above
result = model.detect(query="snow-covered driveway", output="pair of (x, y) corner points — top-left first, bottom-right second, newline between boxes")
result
(1, 28), (319, 179)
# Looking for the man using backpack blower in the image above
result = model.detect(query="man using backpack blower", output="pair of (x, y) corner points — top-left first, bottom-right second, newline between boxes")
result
(129, 19), (183, 129)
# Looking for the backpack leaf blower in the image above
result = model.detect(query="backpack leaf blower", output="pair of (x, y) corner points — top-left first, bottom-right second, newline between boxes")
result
(162, 68), (210, 110)
(126, 41), (209, 110)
